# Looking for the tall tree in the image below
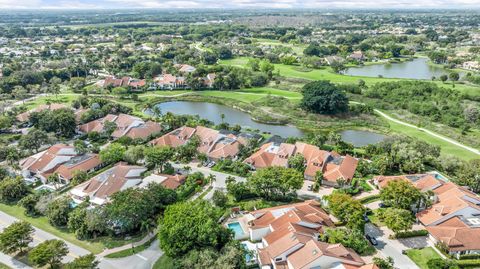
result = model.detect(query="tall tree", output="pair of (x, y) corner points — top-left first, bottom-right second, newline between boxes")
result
(301, 80), (348, 114)
(380, 180), (423, 210)
(144, 146), (173, 173)
(158, 201), (232, 257)
(29, 239), (68, 269)
(0, 221), (34, 254)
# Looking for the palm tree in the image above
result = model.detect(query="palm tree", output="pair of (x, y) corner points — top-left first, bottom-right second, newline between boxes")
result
(208, 174), (217, 187)
(152, 106), (162, 119)
(220, 113), (225, 123)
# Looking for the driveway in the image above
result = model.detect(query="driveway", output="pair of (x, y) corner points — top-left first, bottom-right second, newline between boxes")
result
(0, 211), (90, 263)
(365, 223), (419, 269)
(98, 240), (163, 269)
(297, 181), (334, 200)
(171, 162), (246, 200)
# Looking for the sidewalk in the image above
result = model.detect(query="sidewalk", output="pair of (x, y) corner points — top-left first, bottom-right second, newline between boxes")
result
(97, 232), (157, 257)
(0, 253), (32, 269)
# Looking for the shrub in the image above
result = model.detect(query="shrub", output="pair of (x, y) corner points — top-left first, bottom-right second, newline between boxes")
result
(458, 254), (480, 260)
(359, 194), (380, 204)
(392, 230), (428, 239)
(456, 259), (480, 268)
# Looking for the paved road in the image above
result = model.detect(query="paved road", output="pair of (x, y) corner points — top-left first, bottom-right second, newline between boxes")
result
(374, 109), (480, 156)
(98, 240), (163, 269)
(365, 224), (419, 269)
(0, 211), (90, 263)
(0, 252), (32, 269)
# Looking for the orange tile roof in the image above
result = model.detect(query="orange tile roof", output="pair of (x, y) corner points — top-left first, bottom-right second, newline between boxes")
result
(249, 200), (334, 230)
(287, 241), (364, 269)
(244, 142), (358, 183)
(74, 162), (146, 203)
(159, 174), (186, 190)
(375, 174), (442, 191)
(417, 183), (480, 226)
(54, 154), (102, 181)
(16, 103), (68, 122)
(150, 126), (196, 148)
(427, 217), (480, 252)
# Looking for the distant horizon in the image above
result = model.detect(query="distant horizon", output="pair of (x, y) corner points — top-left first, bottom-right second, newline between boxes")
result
(1, 0), (480, 10)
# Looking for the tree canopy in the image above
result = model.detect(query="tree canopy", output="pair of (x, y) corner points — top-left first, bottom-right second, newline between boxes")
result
(301, 80), (349, 114)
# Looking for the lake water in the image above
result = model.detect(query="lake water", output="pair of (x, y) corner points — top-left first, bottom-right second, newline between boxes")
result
(153, 101), (385, 146)
(344, 58), (461, 80)
(340, 130), (386, 147)
(154, 101), (305, 137)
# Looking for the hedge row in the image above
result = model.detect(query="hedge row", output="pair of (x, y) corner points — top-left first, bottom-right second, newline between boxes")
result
(359, 194), (381, 204)
(458, 253), (480, 260)
(457, 259), (480, 268)
(393, 230), (429, 238)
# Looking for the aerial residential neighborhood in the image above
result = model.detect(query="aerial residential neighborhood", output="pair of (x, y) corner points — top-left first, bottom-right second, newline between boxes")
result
(0, 3), (479, 269)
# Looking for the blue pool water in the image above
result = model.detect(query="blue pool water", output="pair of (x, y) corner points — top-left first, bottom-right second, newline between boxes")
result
(241, 243), (252, 263)
(227, 222), (245, 238)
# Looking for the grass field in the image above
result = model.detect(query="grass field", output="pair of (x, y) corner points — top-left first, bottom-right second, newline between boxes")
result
(0, 203), (144, 254)
(0, 262), (10, 269)
(405, 247), (442, 269)
(220, 57), (480, 97)
(153, 255), (175, 269)
(104, 237), (156, 259)
(0, 203), (104, 254)
(384, 115), (479, 160)
(253, 38), (306, 54)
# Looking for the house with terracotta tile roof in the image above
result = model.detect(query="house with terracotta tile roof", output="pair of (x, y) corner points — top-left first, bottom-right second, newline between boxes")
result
(150, 126), (196, 148)
(70, 162), (147, 206)
(97, 76), (146, 89)
(399, 177), (480, 256)
(236, 200), (368, 269)
(20, 144), (102, 184)
(244, 142), (358, 186)
(373, 173), (443, 191)
(243, 200), (334, 241)
(426, 216), (480, 257)
(153, 74), (187, 90)
(139, 173), (186, 190)
(175, 64), (196, 74)
(79, 113), (162, 140)
(150, 126), (246, 161)
(16, 103), (68, 122)
(417, 183), (480, 227)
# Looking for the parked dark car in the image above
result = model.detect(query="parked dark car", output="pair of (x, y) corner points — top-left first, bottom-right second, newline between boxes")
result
(363, 214), (370, 222)
(365, 234), (378, 245)
(379, 202), (388, 208)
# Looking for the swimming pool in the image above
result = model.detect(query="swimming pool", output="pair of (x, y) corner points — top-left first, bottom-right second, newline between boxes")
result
(227, 222), (245, 238)
(241, 242), (253, 263)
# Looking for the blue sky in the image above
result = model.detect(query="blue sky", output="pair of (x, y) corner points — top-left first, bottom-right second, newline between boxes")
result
(1, 0), (480, 9)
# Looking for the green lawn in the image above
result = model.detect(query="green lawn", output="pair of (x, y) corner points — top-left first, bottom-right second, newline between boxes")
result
(384, 115), (479, 160)
(0, 262), (11, 269)
(405, 247), (442, 269)
(220, 57), (480, 97)
(153, 255), (175, 269)
(23, 94), (78, 109)
(0, 204), (105, 254)
(105, 237), (156, 259)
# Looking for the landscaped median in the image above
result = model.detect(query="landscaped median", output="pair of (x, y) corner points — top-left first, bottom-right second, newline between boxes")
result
(104, 237), (156, 259)
(0, 203), (146, 255)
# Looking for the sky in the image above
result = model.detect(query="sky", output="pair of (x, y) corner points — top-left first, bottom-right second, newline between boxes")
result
(1, 0), (480, 9)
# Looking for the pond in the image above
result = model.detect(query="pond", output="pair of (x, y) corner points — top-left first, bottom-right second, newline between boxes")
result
(152, 101), (385, 146)
(344, 58), (463, 80)
(153, 101), (305, 137)
(340, 130), (386, 147)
